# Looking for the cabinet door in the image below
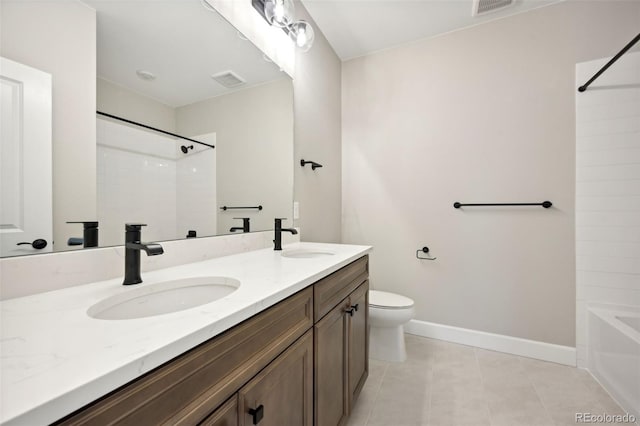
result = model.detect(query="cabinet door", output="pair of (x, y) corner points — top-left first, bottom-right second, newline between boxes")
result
(348, 281), (369, 409)
(314, 297), (351, 426)
(238, 330), (313, 426)
(200, 395), (238, 426)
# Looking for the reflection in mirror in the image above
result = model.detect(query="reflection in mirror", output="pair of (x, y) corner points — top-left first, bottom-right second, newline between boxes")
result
(0, 0), (294, 257)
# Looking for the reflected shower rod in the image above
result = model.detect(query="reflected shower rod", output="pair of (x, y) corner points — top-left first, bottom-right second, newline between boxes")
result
(96, 111), (215, 149)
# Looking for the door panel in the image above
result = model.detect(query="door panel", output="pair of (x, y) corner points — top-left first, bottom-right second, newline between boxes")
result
(0, 57), (52, 256)
(238, 330), (313, 426)
(348, 281), (369, 408)
(315, 297), (350, 426)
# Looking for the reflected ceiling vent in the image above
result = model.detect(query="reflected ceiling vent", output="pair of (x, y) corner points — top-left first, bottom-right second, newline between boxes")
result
(211, 70), (246, 88)
(472, 0), (514, 16)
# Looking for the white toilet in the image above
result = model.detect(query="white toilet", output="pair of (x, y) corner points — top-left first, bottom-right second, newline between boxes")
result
(369, 290), (415, 362)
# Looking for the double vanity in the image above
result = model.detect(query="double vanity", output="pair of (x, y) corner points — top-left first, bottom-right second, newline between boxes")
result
(0, 242), (371, 425)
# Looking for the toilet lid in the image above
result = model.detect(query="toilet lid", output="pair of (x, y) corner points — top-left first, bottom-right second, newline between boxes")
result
(369, 290), (414, 309)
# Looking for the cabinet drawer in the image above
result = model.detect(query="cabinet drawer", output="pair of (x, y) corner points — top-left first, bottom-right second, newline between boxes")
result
(56, 287), (313, 426)
(314, 255), (368, 322)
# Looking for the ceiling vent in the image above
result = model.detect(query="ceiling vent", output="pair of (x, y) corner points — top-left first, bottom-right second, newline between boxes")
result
(472, 0), (514, 16)
(211, 70), (246, 88)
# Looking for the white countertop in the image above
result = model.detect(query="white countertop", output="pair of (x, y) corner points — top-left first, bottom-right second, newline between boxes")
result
(0, 242), (371, 425)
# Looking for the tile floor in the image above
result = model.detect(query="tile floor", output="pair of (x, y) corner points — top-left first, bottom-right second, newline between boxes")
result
(348, 334), (636, 426)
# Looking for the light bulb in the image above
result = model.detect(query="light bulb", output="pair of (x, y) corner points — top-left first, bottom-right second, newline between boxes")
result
(296, 27), (307, 48)
(288, 21), (314, 52)
(264, 0), (294, 28)
(274, 2), (284, 20)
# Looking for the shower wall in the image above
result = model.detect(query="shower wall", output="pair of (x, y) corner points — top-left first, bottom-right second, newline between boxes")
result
(97, 118), (216, 246)
(575, 51), (640, 368)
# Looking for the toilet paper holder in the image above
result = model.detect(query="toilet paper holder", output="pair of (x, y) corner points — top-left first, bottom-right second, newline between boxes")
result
(416, 246), (436, 260)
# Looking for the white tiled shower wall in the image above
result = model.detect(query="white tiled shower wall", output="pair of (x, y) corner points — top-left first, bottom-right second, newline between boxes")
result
(97, 118), (216, 246)
(575, 51), (640, 368)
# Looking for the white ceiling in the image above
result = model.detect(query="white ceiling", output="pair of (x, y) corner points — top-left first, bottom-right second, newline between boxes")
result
(301, 0), (562, 60)
(85, 0), (287, 107)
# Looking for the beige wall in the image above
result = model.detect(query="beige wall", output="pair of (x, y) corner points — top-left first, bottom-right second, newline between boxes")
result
(293, 1), (343, 243)
(342, 0), (640, 346)
(97, 78), (176, 133)
(1, 0), (97, 252)
(176, 79), (294, 234)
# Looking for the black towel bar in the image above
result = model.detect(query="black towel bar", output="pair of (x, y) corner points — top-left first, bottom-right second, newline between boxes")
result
(453, 201), (552, 209)
(220, 205), (263, 211)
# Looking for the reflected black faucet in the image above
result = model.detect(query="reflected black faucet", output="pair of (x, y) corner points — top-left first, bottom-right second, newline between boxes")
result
(274, 218), (298, 251)
(123, 224), (164, 285)
(230, 217), (251, 233)
(66, 221), (99, 248)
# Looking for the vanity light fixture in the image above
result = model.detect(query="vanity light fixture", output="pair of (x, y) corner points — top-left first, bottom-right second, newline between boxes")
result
(263, 0), (295, 28)
(252, 0), (315, 52)
(288, 20), (314, 52)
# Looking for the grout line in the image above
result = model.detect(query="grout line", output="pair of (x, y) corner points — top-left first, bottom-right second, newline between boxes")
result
(425, 342), (434, 426)
(578, 178), (640, 183)
(363, 362), (389, 426)
(473, 347), (495, 426)
(577, 162), (640, 168)
(577, 129), (640, 139)
(577, 193), (640, 198)
(518, 357), (557, 426)
(578, 146), (640, 153)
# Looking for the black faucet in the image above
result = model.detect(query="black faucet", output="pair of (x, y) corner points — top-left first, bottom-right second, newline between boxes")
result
(230, 217), (250, 233)
(274, 218), (298, 251)
(123, 224), (164, 285)
(66, 221), (99, 248)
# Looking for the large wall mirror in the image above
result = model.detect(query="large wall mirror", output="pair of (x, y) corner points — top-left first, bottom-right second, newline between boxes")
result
(0, 0), (294, 257)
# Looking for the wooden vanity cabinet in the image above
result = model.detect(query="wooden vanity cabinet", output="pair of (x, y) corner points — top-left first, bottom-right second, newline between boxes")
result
(55, 288), (313, 426)
(314, 258), (369, 426)
(203, 330), (313, 426)
(53, 255), (369, 426)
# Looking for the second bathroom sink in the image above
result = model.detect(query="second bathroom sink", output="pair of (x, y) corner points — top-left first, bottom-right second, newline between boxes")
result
(281, 249), (335, 259)
(87, 277), (240, 320)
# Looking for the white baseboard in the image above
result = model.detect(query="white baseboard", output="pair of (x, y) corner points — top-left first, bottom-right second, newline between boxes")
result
(405, 319), (577, 367)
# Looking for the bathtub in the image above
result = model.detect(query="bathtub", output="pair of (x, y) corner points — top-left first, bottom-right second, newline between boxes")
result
(588, 305), (640, 419)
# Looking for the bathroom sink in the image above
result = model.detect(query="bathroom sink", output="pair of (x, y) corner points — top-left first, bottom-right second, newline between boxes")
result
(87, 277), (240, 320)
(281, 249), (335, 259)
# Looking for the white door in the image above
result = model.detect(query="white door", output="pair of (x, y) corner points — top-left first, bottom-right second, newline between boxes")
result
(0, 57), (53, 257)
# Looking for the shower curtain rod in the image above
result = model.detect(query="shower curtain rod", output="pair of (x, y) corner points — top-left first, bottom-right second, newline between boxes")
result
(578, 32), (640, 93)
(96, 111), (215, 149)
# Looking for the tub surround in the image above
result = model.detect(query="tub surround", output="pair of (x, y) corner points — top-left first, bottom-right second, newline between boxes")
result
(588, 305), (640, 418)
(0, 242), (371, 425)
(575, 51), (640, 369)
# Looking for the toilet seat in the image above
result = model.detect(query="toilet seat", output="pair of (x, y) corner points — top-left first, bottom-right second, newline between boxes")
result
(369, 290), (414, 310)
